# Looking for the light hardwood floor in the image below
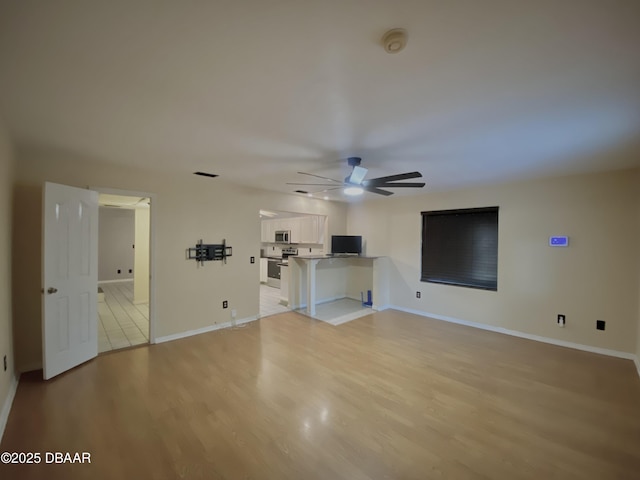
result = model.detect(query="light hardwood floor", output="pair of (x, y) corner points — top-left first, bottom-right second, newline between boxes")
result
(1, 310), (639, 479)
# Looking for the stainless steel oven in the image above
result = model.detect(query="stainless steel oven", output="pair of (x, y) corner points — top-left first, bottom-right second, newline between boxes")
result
(281, 247), (298, 263)
(267, 258), (281, 288)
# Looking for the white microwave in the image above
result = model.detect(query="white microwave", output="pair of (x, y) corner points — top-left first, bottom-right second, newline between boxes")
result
(274, 230), (290, 243)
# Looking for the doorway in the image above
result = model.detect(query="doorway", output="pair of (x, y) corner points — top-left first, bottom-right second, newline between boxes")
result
(97, 192), (152, 352)
(258, 209), (327, 318)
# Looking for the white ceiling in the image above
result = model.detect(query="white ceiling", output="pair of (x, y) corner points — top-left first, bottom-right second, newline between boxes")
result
(1, 1), (639, 201)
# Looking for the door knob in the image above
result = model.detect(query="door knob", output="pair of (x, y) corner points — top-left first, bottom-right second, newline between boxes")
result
(47, 287), (58, 294)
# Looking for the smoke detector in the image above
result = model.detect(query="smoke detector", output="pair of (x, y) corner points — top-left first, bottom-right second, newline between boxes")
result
(381, 28), (407, 54)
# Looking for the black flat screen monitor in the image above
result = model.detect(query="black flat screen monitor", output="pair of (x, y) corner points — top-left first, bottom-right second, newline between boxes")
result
(331, 235), (362, 255)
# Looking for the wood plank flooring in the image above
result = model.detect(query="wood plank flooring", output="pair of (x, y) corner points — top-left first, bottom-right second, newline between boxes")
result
(1, 309), (639, 479)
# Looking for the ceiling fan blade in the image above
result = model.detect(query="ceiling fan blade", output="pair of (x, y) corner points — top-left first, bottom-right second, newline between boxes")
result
(297, 172), (343, 183)
(364, 171), (422, 186)
(363, 186), (394, 196)
(373, 182), (425, 188)
(286, 183), (343, 186)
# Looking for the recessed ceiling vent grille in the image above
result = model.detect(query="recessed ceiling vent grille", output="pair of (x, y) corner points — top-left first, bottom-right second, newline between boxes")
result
(194, 171), (219, 178)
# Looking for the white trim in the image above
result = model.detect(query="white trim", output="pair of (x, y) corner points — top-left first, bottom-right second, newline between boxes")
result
(634, 356), (640, 379)
(290, 295), (346, 311)
(292, 295), (368, 311)
(0, 373), (19, 442)
(389, 306), (637, 361)
(155, 316), (259, 344)
(98, 279), (134, 285)
(373, 304), (390, 311)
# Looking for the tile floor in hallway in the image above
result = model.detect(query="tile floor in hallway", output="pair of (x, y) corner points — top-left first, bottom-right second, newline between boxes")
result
(259, 283), (290, 318)
(98, 281), (149, 353)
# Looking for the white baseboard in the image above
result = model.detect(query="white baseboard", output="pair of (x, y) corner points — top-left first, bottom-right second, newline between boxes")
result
(155, 315), (259, 344)
(98, 279), (134, 285)
(290, 295), (347, 311)
(0, 373), (20, 443)
(389, 305), (637, 361)
(635, 357), (640, 379)
(373, 304), (390, 311)
(293, 295), (370, 311)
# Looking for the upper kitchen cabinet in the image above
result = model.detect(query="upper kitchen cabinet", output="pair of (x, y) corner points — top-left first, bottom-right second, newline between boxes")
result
(261, 215), (326, 244)
(261, 221), (270, 243)
(316, 216), (325, 244)
(296, 215), (326, 244)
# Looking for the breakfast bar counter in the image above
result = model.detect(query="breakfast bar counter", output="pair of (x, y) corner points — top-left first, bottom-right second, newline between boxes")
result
(289, 255), (389, 318)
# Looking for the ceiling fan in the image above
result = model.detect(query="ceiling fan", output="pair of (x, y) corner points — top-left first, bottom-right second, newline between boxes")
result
(287, 157), (425, 196)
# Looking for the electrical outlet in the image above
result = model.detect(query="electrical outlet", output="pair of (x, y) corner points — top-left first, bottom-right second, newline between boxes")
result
(117, 269), (121, 274)
(250, 256), (255, 264)
(3, 355), (6, 371)
(129, 269), (132, 273)
(596, 320), (605, 331)
(223, 300), (228, 309)
(416, 291), (421, 299)
(557, 314), (565, 327)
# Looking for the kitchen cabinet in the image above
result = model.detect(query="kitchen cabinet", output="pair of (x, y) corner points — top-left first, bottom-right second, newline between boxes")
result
(294, 215), (326, 244)
(280, 264), (289, 305)
(296, 216), (314, 244)
(260, 258), (268, 283)
(261, 215), (326, 244)
(316, 216), (325, 244)
(261, 222), (270, 243)
(300, 215), (326, 244)
(289, 219), (302, 244)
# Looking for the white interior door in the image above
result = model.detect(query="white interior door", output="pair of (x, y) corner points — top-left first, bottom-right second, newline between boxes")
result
(43, 182), (98, 380)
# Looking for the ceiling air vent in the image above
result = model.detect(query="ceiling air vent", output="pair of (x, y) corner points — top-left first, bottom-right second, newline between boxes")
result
(295, 190), (308, 194)
(194, 171), (219, 178)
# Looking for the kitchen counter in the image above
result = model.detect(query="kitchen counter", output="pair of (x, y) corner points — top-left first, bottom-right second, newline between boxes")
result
(289, 255), (389, 317)
(293, 255), (380, 260)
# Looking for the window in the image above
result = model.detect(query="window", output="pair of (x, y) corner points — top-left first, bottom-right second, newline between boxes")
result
(421, 207), (499, 290)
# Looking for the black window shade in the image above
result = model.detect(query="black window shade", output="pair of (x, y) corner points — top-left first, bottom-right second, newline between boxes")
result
(421, 207), (499, 290)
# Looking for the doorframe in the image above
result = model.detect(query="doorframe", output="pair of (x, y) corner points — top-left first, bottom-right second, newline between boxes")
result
(92, 186), (157, 344)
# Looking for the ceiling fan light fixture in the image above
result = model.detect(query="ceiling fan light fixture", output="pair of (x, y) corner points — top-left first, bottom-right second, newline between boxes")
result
(349, 166), (368, 185)
(344, 186), (364, 196)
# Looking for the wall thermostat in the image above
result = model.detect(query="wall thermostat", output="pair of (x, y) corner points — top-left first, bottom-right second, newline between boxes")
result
(549, 236), (569, 247)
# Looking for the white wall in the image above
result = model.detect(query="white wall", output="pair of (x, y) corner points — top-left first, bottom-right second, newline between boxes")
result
(134, 206), (150, 304)
(98, 207), (135, 281)
(348, 169), (640, 354)
(0, 119), (16, 431)
(11, 146), (348, 372)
